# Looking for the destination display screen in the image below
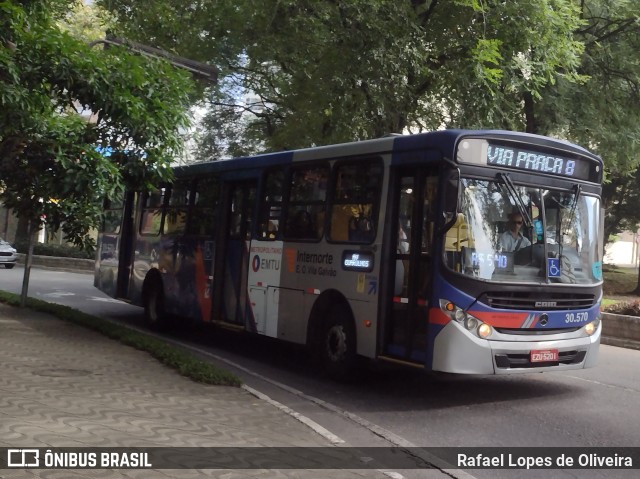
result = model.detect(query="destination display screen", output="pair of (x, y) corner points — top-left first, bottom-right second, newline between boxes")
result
(485, 143), (592, 180)
(341, 251), (374, 272)
(464, 249), (514, 273)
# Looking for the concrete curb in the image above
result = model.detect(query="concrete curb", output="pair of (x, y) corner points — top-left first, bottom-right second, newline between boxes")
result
(601, 312), (640, 351)
(16, 253), (94, 273)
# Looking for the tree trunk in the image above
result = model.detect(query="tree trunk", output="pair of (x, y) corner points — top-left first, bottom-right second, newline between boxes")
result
(15, 216), (30, 246)
(19, 219), (36, 307)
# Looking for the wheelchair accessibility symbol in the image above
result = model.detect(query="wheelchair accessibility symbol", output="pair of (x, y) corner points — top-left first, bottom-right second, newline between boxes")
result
(547, 258), (561, 278)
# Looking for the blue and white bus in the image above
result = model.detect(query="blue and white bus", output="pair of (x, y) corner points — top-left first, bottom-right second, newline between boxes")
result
(95, 129), (604, 376)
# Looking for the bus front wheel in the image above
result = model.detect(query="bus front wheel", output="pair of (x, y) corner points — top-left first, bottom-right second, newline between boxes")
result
(317, 309), (357, 379)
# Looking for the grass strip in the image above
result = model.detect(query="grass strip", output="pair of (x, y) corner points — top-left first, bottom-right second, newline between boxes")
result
(0, 291), (242, 387)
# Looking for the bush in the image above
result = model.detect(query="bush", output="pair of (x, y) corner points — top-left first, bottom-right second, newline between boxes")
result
(603, 300), (640, 317)
(14, 241), (94, 259)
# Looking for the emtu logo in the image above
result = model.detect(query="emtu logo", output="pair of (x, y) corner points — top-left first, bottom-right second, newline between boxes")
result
(252, 255), (261, 272)
(284, 248), (297, 273)
(7, 449), (39, 467)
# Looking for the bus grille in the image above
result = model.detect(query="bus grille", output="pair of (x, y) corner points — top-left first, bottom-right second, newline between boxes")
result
(495, 350), (586, 369)
(494, 327), (581, 336)
(480, 292), (596, 311)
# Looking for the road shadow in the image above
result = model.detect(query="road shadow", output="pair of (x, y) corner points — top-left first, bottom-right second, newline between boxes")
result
(164, 321), (582, 412)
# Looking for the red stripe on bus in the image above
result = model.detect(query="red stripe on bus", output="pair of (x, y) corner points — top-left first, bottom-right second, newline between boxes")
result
(430, 308), (451, 325)
(472, 311), (528, 328)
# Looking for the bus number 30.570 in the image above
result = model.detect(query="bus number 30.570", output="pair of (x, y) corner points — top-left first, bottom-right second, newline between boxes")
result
(565, 312), (589, 323)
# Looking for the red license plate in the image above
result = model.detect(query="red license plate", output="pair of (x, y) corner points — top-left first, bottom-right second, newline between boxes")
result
(530, 349), (559, 363)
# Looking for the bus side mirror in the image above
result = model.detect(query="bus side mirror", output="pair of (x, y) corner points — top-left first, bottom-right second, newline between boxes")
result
(440, 168), (461, 233)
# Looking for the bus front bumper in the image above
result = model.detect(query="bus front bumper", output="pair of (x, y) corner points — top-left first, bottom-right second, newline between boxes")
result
(431, 319), (601, 375)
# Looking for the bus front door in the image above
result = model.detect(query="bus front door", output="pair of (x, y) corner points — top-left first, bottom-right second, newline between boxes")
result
(214, 180), (257, 327)
(383, 170), (436, 364)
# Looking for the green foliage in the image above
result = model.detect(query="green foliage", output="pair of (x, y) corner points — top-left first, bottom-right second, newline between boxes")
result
(99, 0), (640, 255)
(0, 290), (242, 386)
(534, 0), (640, 242)
(13, 241), (93, 258)
(603, 265), (638, 296)
(57, 0), (114, 43)
(98, 0), (587, 152)
(0, 0), (193, 250)
(603, 300), (640, 316)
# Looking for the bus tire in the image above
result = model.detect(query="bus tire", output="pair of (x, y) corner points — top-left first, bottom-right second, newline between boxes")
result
(317, 307), (357, 379)
(143, 279), (167, 330)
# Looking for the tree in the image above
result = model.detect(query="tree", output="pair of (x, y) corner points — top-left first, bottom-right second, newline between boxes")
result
(97, 0), (586, 151)
(519, 0), (640, 291)
(58, 0), (114, 43)
(100, 0), (640, 284)
(0, 0), (193, 304)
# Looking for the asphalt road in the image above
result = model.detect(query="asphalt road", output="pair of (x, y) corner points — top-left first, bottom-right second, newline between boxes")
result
(1, 266), (639, 479)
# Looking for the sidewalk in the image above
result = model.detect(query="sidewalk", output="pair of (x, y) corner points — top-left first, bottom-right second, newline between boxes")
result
(0, 302), (447, 479)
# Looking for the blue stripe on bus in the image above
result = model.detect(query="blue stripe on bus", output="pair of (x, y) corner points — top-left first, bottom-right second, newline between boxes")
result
(391, 129), (600, 162)
(174, 151), (295, 177)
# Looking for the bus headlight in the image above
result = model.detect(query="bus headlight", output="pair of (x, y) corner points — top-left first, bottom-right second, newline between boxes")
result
(439, 299), (491, 338)
(440, 300), (474, 326)
(585, 319), (600, 336)
(478, 323), (492, 339)
(464, 316), (478, 330)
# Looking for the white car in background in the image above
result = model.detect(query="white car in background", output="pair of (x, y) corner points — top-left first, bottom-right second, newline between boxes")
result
(0, 238), (17, 269)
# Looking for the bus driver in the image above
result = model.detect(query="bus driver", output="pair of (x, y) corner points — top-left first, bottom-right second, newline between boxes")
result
(500, 212), (531, 252)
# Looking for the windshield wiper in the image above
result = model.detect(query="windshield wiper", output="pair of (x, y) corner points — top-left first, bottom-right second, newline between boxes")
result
(569, 184), (581, 221)
(497, 173), (532, 226)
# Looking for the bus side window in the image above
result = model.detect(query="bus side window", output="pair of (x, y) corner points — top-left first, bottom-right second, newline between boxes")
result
(228, 185), (255, 239)
(163, 180), (191, 235)
(328, 160), (382, 244)
(284, 165), (329, 241)
(140, 187), (167, 235)
(187, 176), (220, 236)
(258, 169), (284, 240)
(102, 193), (124, 234)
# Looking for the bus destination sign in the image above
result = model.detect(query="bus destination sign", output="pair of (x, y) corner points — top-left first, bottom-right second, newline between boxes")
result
(342, 250), (374, 272)
(486, 143), (591, 180)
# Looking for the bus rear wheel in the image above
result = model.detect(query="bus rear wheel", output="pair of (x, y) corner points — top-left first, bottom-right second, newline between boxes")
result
(144, 284), (167, 330)
(317, 309), (357, 379)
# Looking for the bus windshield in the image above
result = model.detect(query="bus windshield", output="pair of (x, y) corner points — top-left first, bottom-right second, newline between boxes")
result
(443, 178), (602, 285)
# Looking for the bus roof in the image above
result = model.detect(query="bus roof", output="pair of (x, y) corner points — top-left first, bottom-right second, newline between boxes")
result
(174, 129), (602, 176)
